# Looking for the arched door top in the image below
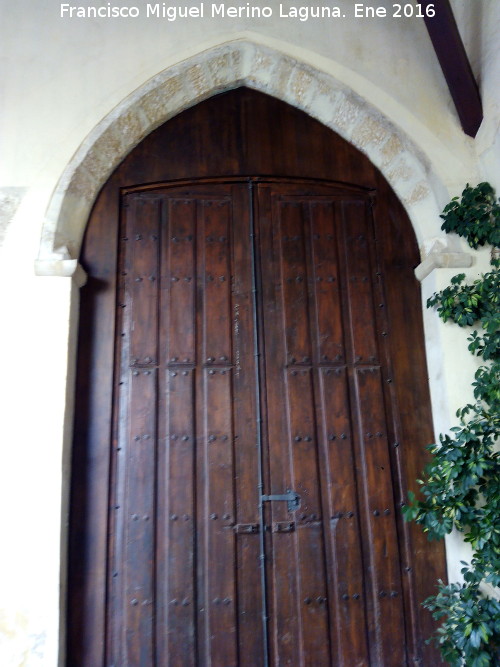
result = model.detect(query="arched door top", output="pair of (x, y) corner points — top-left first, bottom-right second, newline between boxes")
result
(36, 39), (467, 272)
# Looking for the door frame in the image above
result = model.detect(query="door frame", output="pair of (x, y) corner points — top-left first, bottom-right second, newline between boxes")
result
(66, 89), (447, 665)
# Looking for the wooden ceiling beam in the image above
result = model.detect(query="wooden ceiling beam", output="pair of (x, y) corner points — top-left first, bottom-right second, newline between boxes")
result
(422, 0), (483, 137)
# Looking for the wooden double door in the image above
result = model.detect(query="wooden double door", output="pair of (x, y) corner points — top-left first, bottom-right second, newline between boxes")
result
(68, 88), (446, 666)
(109, 178), (408, 665)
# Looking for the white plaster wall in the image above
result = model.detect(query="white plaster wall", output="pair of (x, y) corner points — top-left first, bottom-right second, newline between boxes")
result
(476, 3), (500, 188)
(0, 192), (78, 665)
(1, 1), (499, 664)
(1, 0), (476, 193)
(452, 0), (500, 189)
(420, 245), (492, 585)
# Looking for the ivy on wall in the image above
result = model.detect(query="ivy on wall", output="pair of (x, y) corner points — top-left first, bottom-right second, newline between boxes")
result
(403, 183), (500, 666)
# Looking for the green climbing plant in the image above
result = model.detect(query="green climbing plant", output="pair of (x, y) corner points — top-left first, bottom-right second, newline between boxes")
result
(403, 183), (500, 666)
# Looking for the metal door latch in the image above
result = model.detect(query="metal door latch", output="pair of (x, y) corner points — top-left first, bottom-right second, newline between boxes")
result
(234, 523), (259, 534)
(272, 521), (295, 533)
(261, 490), (300, 512)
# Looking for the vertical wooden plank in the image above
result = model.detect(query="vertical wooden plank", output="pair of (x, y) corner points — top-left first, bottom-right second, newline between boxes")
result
(197, 195), (238, 667)
(308, 200), (345, 364)
(161, 366), (197, 666)
(341, 200), (379, 366)
(259, 191), (297, 665)
(230, 184), (265, 667)
(279, 200), (331, 662)
(109, 193), (160, 666)
(354, 367), (407, 665)
(318, 367), (370, 665)
(166, 198), (197, 364)
(202, 199), (232, 364)
(256, 186), (299, 666)
(156, 195), (198, 666)
(276, 200), (313, 364)
(127, 196), (161, 367)
(204, 368), (238, 665)
(123, 368), (157, 665)
(340, 198), (407, 665)
(307, 197), (370, 663)
(285, 366), (330, 666)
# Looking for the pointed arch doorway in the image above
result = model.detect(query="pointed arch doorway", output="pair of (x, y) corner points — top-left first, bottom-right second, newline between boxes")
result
(68, 88), (446, 666)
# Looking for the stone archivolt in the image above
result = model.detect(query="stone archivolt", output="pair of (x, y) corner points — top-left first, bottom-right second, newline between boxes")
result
(36, 40), (463, 276)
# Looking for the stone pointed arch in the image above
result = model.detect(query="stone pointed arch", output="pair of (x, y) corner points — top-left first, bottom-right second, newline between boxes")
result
(36, 39), (458, 276)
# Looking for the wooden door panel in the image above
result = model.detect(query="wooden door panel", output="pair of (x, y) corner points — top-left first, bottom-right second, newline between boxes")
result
(81, 177), (438, 666)
(109, 184), (266, 666)
(104, 179), (430, 666)
(258, 186), (345, 665)
(257, 183), (409, 666)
